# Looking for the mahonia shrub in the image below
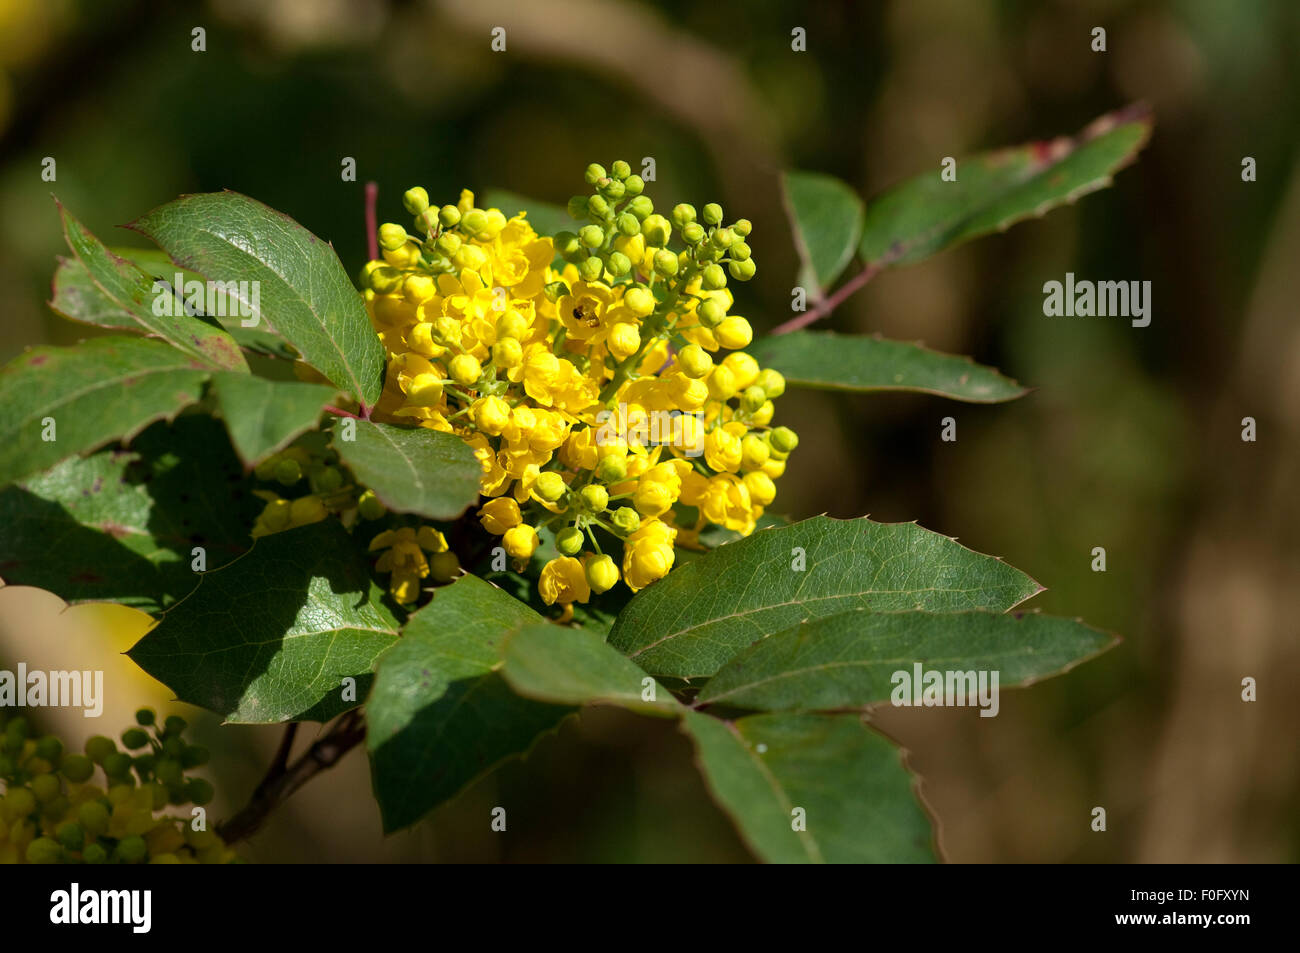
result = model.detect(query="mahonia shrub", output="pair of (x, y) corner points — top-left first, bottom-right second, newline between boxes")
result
(0, 106), (1150, 861)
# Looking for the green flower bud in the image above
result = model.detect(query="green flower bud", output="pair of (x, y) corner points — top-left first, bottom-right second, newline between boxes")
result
(156, 758), (183, 787)
(274, 457), (302, 486)
(671, 203), (697, 228)
(566, 195), (589, 219)
(59, 754), (94, 783)
(315, 466), (344, 493)
(115, 835), (147, 864)
(710, 226), (735, 249)
(378, 223), (407, 252)
(697, 297), (727, 328)
(136, 708), (156, 727)
(544, 279), (570, 303)
(580, 484), (609, 512)
(161, 736), (184, 759)
(133, 753), (156, 778)
(85, 735), (116, 764)
(83, 843), (109, 864)
(611, 159), (632, 180)
(31, 773), (61, 803)
(461, 208), (489, 238)
(26, 837), (62, 865)
(585, 554), (620, 594)
(78, 800), (110, 836)
(370, 266), (403, 294)
(653, 249), (679, 277)
(701, 263), (727, 290)
(434, 205), (459, 229)
(728, 257), (757, 281)
(102, 752), (133, 779)
(535, 471), (567, 502)
(579, 257), (605, 282)
(677, 344), (713, 379)
(587, 194), (610, 218)
(702, 203), (723, 225)
(435, 231), (462, 257)
(730, 240), (752, 261)
(357, 489), (385, 520)
(733, 218), (753, 237)
(56, 821), (85, 851)
(121, 728), (149, 750)
(626, 195), (653, 219)
(610, 507), (641, 534)
(756, 368), (785, 399)
(600, 179), (626, 201)
(187, 778), (215, 806)
(769, 426), (799, 454)
(624, 285), (655, 317)
(740, 385), (767, 413)
(596, 455), (627, 483)
(681, 222), (705, 244)
(402, 187), (430, 216)
(164, 715), (187, 736)
(641, 215), (671, 247)
(616, 212), (641, 236)
(556, 526), (584, 556)
(585, 163), (607, 185)
(555, 230), (584, 262)
(607, 252), (632, 276)
(624, 175), (645, 196)
(579, 225), (605, 248)
(35, 735), (63, 762)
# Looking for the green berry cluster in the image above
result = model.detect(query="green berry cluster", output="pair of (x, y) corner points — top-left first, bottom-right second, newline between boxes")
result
(0, 708), (237, 864)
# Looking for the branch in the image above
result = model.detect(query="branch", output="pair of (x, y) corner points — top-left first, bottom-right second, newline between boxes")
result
(769, 262), (881, 335)
(218, 710), (366, 846)
(365, 181), (379, 262)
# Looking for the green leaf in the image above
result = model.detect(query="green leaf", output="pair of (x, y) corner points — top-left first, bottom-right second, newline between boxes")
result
(481, 189), (571, 240)
(608, 516), (1040, 679)
(128, 520), (400, 723)
(783, 171), (865, 294)
(57, 202), (247, 372)
(209, 373), (339, 466)
(49, 256), (136, 330)
(859, 104), (1152, 268)
(750, 331), (1027, 402)
(501, 624), (681, 717)
(698, 608), (1115, 711)
(684, 711), (934, 862)
(0, 337), (211, 489)
(332, 421), (481, 521)
(366, 574), (572, 832)
(0, 416), (258, 613)
(129, 192), (385, 405)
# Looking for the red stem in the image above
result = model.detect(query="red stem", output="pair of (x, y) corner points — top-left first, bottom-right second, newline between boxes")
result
(364, 181), (378, 262)
(770, 262), (881, 335)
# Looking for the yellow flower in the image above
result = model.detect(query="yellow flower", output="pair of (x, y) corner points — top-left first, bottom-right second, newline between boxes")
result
(478, 496), (522, 535)
(539, 556), (591, 605)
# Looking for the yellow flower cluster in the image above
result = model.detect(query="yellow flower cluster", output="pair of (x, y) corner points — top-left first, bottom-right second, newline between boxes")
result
(0, 710), (236, 864)
(359, 161), (798, 610)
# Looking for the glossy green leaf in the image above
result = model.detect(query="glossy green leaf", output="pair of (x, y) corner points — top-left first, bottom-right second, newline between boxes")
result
(49, 256), (135, 330)
(129, 191), (385, 405)
(366, 574), (572, 832)
(0, 337), (211, 489)
(750, 331), (1027, 402)
(608, 516), (1040, 679)
(0, 416), (258, 613)
(332, 421), (481, 520)
(685, 711), (934, 862)
(859, 104), (1152, 268)
(58, 203), (247, 371)
(784, 171), (865, 293)
(698, 608), (1115, 711)
(501, 624), (681, 717)
(128, 520), (400, 724)
(209, 372), (339, 466)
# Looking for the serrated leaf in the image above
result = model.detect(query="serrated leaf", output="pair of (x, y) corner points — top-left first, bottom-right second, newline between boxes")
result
(0, 416), (258, 613)
(859, 104), (1152, 268)
(698, 608), (1115, 711)
(784, 171), (865, 294)
(750, 331), (1027, 402)
(332, 421), (481, 520)
(58, 202), (247, 372)
(608, 516), (1040, 679)
(128, 520), (399, 723)
(129, 192), (385, 405)
(366, 574), (572, 832)
(684, 711), (934, 863)
(481, 189), (571, 240)
(0, 337), (211, 489)
(209, 373), (339, 466)
(501, 624), (681, 717)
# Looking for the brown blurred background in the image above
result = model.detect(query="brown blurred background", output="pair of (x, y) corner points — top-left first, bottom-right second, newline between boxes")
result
(1, 0), (1296, 862)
